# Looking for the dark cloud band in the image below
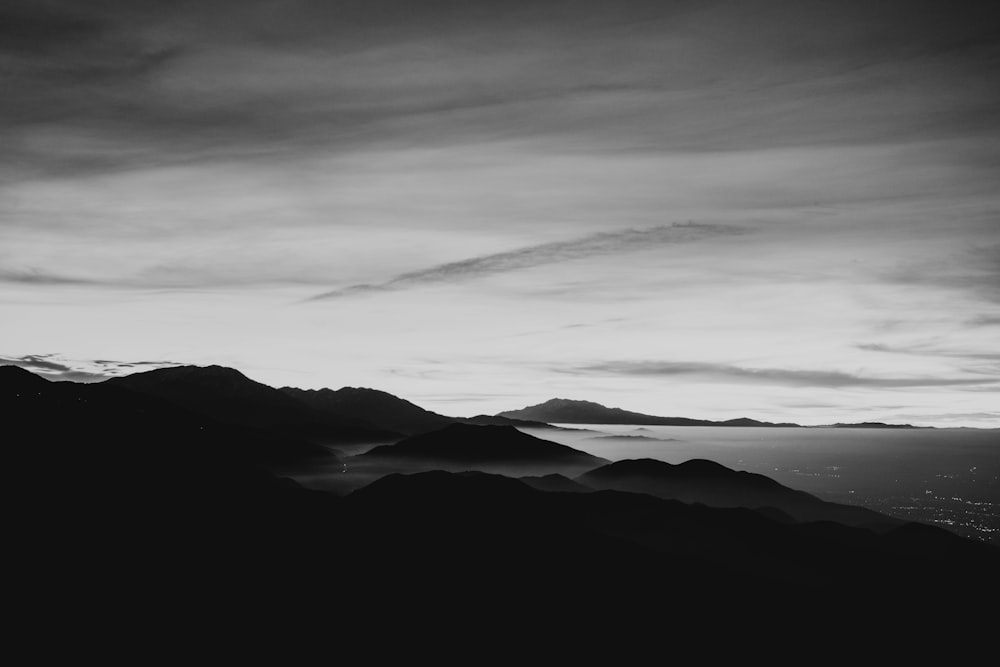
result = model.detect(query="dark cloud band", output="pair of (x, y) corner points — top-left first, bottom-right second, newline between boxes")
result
(567, 360), (1000, 389)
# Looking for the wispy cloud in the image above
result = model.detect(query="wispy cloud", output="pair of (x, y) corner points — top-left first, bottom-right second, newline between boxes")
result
(567, 360), (1000, 389)
(886, 244), (1000, 303)
(966, 315), (1000, 327)
(0, 268), (99, 286)
(856, 342), (1000, 361)
(307, 222), (745, 300)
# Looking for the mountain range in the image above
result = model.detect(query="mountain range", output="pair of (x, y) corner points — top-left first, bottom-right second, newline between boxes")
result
(498, 397), (919, 428)
(22, 363), (922, 432)
(106, 364), (402, 444)
(105, 364), (566, 440)
(4, 362), (996, 645)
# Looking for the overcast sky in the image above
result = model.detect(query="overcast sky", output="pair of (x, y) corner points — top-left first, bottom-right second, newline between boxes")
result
(2, 0), (999, 426)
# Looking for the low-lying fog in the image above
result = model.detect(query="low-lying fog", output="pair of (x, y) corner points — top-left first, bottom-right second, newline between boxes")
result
(281, 424), (999, 544)
(526, 424), (999, 544)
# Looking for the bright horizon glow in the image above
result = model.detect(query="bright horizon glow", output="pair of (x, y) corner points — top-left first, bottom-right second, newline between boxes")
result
(2, 1), (998, 428)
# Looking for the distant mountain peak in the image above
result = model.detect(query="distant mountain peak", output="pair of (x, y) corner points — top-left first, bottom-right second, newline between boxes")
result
(825, 422), (918, 429)
(535, 398), (606, 409)
(498, 398), (801, 427)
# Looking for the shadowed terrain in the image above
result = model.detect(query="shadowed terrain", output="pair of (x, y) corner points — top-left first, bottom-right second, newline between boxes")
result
(5, 364), (997, 650)
(107, 365), (401, 444)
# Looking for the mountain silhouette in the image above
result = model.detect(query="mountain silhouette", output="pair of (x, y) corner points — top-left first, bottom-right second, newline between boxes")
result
(824, 422), (918, 429)
(107, 365), (320, 425)
(105, 365), (399, 443)
(0, 363), (51, 392)
(718, 417), (799, 427)
(498, 398), (799, 426)
(280, 388), (568, 434)
(346, 469), (996, 599)
(7, 364), (997, 647)
(356, 423), (608, 475)
(5, 365), (337, 467)
(587, 434), (678, 442)
(578, 458), (901, 528)
(282, 385), (455, 435)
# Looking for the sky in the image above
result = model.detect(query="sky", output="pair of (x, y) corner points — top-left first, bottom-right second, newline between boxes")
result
(2, 0), (1000, 426)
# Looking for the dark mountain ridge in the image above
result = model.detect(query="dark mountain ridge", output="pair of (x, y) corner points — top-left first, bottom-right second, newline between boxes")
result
(0, 363), (51, 390)
(106, 364), (319, 426)
(823, 421), (919, 429)
(283, 387), (567, 434)
(346, 469), (996, 598)
(281, 385), (455, 435)
(104, 365), (400, 443)
(499, 397), (925, 428)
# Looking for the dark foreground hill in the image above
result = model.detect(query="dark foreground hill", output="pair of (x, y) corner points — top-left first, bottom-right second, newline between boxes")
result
(5, 365), (997, 652)
(347, 470), (994, 589)
(1, 363), (50, 390)
(578, 458), (899, 529)
(824, 421), (919, 429)
(356, 423), (608, 476)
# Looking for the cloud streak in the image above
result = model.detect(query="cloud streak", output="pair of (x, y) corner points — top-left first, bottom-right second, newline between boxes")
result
(886, 244), (1000, 303)
(307, 222), (745, 300)
(856, 342), (1000, 361)
(567, 360), (1000, 389)
(0, 268), (100, 286)
(966, 315), (1000, 327)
